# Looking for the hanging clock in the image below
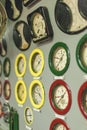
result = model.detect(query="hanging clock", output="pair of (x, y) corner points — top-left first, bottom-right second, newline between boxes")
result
(0, 2), (7, 39)
(50, 118), (69, 130)
(13, 21), (31, 51)
(76, 34), (87, 73)
(78, 81), (87, 119)
(3, 57), (11, 77)
(29, 48), (44, 77)
(3, 80), (11, 100)
(23, 0), (40, 7)
(0, 60), (2, 77)
(24, 106), (33, 126)
(49, 80), (72, 115)
(29, 80), (45, 109)
(27, 6), (53, 43)
(15, 53), (26, 77)
(0, 38), (7, 57)
(15, 80), (27, 105)
(0, 81), (2, 97)
(5, 0), (23, 21)
(49, 42), (70, 76)
(55, 0), (87, 34)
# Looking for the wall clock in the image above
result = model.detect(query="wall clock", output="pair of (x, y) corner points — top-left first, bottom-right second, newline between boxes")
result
(29, 80), (45, 109)
(55, 0), (87, 34)
(24, 106), (33, 126)
(27, 6), (53, 43)
(0, 60), (2, 77)
(5, 0), (23, 21)
(76, 34), (87, 73)
(15, 80), (27, 105)
(23, 0), (40, 7)
(15, 53), (26, 77)
(0, 38), (7, 57)
(3, 80), (11, 100)
(0, 81), (2, 97)
(13, 21), (31, 51)
(29, 48), (44, 77)
(49, 80), (72, 115)
(50, 118), (69, 130)
(78, 81), (87, 119)
(3, 57), (11, 77)
(48, 42), (70, 76)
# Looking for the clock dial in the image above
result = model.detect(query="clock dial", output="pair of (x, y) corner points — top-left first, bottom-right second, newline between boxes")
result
(49, 42), (70, 76)
(24, 107), (33, 126)
(29, 48), (44, 77)
(15, 53), (26, 77)
(49, 80), (72, 115)
(0, 60), (2, 76)
(29, 80), (45, 109)
(15, 80), (27, 105)
(0, 81), (2, 97)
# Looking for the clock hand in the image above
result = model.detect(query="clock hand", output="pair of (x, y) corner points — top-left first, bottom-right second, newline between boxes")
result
(55, 54), (64, 69)
(57, 91), (66, 105)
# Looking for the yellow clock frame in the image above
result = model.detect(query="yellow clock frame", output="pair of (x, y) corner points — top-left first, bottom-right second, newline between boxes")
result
(29, 80), (45, 109)
(15, 53), (26, 77)
(24, 106), (34, 126)
(29, 48), (44, 77)
(15, 80), (27, 105)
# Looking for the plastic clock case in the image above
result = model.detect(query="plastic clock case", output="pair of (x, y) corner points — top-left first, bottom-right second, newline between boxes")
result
(13, 21), (32, 51)
(55, 0), (87, 34)
(29, 80), (45, 109)
(49, 79), (72, 115)
(15, 80), (27, 105)
(23, 0), (41, 7)
(27, 6), (53, 43)
(76, 34), (87, 73)
(5, 0), (23, 21)
(0, 38), (7, 57)
(78, 81), (87, 119)
(3, 80), (11, 100)
(3, 57), (11, 77)
(48, 42), (70, 76)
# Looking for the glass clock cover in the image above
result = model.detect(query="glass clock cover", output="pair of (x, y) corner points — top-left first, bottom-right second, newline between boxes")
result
(49, 80), (72, 115)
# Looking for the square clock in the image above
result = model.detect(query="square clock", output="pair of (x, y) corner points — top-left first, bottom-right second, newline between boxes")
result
(23, 0), (40, 7)
(27, 6), (53, 43)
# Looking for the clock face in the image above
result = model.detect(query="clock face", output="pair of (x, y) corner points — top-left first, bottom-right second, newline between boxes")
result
(24, 107), (33, 126)
(3, 80), (11, 100)
(15, 80), (27, 105)
(49, 42), (70, 76)
(78, 81), (87, 119)
(0, 60), (2, 76)
(15, 53), (26, 77)
(76, 34), (87, 73)
(29, 80), (45, 109)
(29, 48), (44, 77)
(50, 118), (69, 130)
(27, 6), (53, 43)
(13, 21), (31, 51)
(3, 57), (11, 77)
(49, 80), (72, 115)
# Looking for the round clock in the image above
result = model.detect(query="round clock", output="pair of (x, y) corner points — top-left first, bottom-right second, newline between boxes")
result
(29, 48), (44, 77)
(49, 80), (72, 115)
(13, 21), (31, 51)
(15, 53), (26, 77)
(0, 81), (2, 97)
(3, 80), (11, 100)
(29, 80), (45, 109)
(49, 42), (70, 76)
(0, 60), (2, 76)
(78, 81), (87, 119)
(24, 106), (33, 126)
(15, 80), (27, 105)
(3, 57), (11, 77)
(76, 34), (87, 73)
(50, 118), (69, 130)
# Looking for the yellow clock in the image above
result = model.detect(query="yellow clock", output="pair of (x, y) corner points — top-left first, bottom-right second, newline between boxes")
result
(29, 80), (45, 109)
(15, 53), (26, 77)
(15, 80), (27, 105)
(29, 48), (44, 77)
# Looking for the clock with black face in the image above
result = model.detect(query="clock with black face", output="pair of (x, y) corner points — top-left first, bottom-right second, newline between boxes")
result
(27, 6), (53, 43)
(23, 0), (40, 7)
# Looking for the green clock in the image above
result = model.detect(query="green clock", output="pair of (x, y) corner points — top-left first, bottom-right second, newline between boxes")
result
(49, 42), (70, 76)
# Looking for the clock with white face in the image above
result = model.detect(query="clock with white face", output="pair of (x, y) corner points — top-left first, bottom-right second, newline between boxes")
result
(49, 42), (70, 76)
(76, 34), (87, 73)
(49, 80), (72, 115)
